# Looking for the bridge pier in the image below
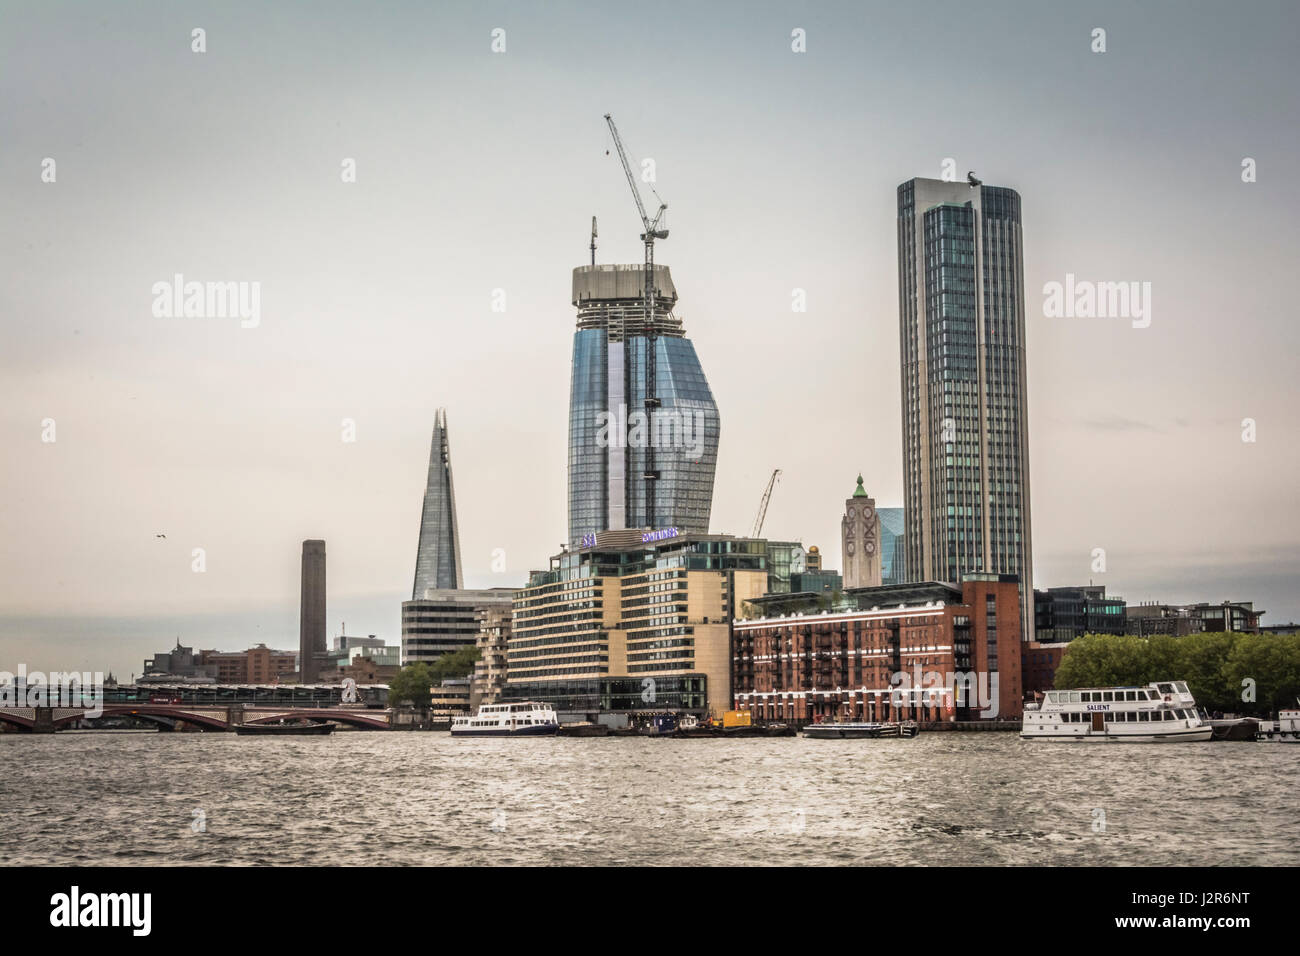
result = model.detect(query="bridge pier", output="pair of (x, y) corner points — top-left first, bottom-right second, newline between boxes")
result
(227, 703), (244, 730)
(32, 707), (55, 734)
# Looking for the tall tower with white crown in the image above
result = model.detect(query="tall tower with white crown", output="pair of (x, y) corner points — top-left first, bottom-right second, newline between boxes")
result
(841, 475), (882, 589)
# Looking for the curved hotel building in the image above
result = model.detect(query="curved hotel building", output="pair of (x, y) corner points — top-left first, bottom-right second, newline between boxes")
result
(567, 263), (719, 546)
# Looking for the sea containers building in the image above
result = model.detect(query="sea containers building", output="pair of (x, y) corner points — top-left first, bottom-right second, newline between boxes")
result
(506, 530), (769, 717)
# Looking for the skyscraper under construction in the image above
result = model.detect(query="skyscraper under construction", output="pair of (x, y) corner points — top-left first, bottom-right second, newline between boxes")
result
(567, 263), (719, 547)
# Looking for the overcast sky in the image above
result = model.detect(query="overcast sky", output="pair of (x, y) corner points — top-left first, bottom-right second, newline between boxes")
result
(2, 0), (1297, 678)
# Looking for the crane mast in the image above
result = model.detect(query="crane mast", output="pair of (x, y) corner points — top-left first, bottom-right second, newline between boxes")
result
(751, 469), (782, 538)
(604, 113), (668, 530)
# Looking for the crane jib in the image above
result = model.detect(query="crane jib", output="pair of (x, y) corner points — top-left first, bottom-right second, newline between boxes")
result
(605, 112), (670, 527)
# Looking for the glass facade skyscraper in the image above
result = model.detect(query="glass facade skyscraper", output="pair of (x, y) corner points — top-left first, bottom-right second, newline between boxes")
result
(404, 408), (518, 666)
(877, 507), (906, 586)
(567, 264), (719, 546)
(411, 407), (463, 599)
(897, 178), (1034, 639)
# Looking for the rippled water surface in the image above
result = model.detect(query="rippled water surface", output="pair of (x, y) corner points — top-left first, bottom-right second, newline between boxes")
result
(4, 732), (1295, 865)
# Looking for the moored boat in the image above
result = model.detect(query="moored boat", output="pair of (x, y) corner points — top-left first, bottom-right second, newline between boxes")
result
(802, 720), (918, 740)
(557, 721), (610, 737)
(235, 720), (336, 736)
(1021, 681), (1212, 742)
(1208, 717), (1259, 741)
(1256, 709), (1300, 742)
(451, 701), (559, 737)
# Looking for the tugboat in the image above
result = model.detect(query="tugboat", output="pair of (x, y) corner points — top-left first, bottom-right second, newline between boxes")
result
(451, 701), (559, 737)
(1021, 681), (1212, 742)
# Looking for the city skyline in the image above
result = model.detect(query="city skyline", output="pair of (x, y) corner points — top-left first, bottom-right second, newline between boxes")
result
(3, 1), (1298, 681)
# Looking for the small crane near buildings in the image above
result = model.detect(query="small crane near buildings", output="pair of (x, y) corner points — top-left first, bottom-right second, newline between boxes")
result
(751, 469), (782, 538)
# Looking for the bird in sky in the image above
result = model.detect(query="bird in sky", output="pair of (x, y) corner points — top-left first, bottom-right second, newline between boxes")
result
(154, 533), (166, 538)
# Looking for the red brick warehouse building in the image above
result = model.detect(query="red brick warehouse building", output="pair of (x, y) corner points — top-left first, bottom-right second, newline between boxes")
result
(733, 575), (1024, 724)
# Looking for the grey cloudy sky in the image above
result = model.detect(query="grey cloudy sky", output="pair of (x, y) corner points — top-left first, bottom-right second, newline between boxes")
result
(2, 0), (1297, 678)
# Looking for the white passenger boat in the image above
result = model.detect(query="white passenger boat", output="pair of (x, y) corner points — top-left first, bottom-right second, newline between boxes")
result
(450, 701), (559, 737)
(1256, 709), (1300, 742)
(1021, 681), (1212, 742)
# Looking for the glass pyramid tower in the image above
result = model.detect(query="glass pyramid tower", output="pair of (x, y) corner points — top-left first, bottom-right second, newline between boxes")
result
(411, 407), (463, 599)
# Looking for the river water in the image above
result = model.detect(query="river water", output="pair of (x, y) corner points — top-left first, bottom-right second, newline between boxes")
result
(4, 732), (1295, 866)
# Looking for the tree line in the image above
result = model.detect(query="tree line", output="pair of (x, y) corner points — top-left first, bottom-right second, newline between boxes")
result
(1054, 631), (1300, 715)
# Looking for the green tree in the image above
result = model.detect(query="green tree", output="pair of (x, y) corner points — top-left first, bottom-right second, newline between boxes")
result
(1177, 631), (1237, 713)
(1224, 632), (1300, 715)
(1052, 634), (1102, 689)
(388, 662), (434, 709)
(429, 645), (481, 684)
(1053, 630), (1300, 717)
(1143, 634), (1182, 683)
(1054, 633), (1148, 688)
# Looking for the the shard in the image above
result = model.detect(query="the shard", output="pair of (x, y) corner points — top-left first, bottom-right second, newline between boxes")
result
(411, 408), (463, 599)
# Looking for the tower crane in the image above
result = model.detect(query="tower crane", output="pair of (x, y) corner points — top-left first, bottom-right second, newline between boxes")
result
(751, 469), (782, 538)
(589, 216), (597, 265)
(604, 113), (668, 528)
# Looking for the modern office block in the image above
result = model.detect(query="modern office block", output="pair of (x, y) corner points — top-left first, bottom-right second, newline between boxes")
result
(897, 177), (1034, 638)
(878, 507), (906, 586)
(507, 530), (769, 715)
(401, 588), (515, 666)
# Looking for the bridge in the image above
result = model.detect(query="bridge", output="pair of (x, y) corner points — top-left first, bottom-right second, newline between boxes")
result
(0, 703), (393, 733)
